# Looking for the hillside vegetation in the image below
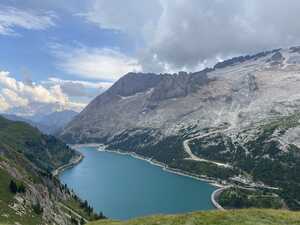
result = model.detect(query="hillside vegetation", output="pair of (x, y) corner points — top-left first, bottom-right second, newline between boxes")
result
(0, 116), (78, 172)
(88, 209), (300, 225)
(0, 116), (104, 225)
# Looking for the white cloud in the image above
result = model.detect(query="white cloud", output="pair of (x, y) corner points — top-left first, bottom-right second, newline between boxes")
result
(0, 71), (65, 104)
(0, 94), (9, 111)
(0, 5), (56, 36)
(2, 88), (28, 107)
(44, 77), (112, 97)
(81, 0), (300, 72)
(51, 45), (142, 81)
(47, 77), (112, 90)
(0, 71), (93, 115)
(83, 0), (161, 36)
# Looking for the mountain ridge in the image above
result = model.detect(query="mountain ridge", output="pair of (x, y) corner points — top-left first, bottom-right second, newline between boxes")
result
(61, 46), (300, 210)
(60, 47), (287, 142)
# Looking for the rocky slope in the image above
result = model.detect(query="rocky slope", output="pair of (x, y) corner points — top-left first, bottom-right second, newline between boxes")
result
(61, 47), (300, 142)
(0, 116), (103, 225)
(61, 47), (300, 209)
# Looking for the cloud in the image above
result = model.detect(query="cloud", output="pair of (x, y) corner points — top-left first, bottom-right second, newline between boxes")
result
(0, 93), (9, 111)
(0, 71), (100, 115)
(51, 44), (142, 81)
(0, 5), (56, 36)
(0, 71), (65, 104)
(45, 77), (112, 97)
(83, 0), (162, 36)
(82, 0), (300, 72)
(47, 77), (112, 90)
(146, 0), (300, 70)
(2, 88), (28, 106)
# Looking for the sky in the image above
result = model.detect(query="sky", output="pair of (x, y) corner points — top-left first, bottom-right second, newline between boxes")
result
(1, 0), (300, 116)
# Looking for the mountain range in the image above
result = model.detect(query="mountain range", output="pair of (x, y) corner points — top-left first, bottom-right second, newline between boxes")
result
(61, 46), (300, 210)
(2, 110), (78, 135)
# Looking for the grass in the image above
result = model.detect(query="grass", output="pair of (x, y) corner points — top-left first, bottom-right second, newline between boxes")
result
(0, 116), (77, 172)
(0, 169), (14, 203)
(64, 198), (103, 221)
(87, 209), (300, 225)
(0, 116), (102, 224)
(64, 198), (91, 220)
(218, 187), (284, 209)
(0, 168), (42, 225)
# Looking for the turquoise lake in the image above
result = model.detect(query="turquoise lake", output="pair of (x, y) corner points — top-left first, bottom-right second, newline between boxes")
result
(60, 147), (216, 220)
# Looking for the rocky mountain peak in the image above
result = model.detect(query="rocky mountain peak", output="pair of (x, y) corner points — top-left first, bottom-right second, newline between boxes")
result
(149, 70), (209, 102)
(107, 72), (162, 97)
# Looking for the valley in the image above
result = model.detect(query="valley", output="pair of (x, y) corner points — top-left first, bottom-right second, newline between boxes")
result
(2, 1), (300, 224)
(2, 47), (300, 224)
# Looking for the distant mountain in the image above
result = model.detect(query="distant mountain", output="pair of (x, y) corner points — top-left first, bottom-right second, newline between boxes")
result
(61, 47), (300, 210)
(7, 101), (67, 120)
(32, 110), (78, 134)
(1, 113), (51, 133)
(2, 110), (78, 135)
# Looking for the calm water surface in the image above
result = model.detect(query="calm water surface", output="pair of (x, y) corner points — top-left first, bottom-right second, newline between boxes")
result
(60, 147), (216, 220)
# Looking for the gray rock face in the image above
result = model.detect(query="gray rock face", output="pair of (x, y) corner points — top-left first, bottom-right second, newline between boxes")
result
(107, 72), (162, 97)
(150, 71), (209, 102)
(267, 52), (285, 66)
(270, 52), (284, 61)
(61, 47), (300, 145)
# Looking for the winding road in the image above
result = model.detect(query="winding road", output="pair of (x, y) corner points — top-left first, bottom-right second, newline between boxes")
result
(183, 130), (233, 168)
(52, 154), (83, 177)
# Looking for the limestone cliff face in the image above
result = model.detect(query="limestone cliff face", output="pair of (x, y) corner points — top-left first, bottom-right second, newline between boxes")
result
(61, 47), (300, 145)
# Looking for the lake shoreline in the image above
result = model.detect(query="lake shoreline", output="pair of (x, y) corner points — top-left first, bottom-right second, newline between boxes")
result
(100, 149), (224, 188)
(52, 151), (84, 177)
(61, 144), (220, 219)
(71, 143), (227, 211)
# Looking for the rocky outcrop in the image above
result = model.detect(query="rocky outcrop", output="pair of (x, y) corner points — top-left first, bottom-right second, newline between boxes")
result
(149, 71), (209, 102)
(107, 72), (162, 97)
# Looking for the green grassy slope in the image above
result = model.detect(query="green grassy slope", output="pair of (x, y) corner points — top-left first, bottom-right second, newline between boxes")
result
(0, 168), (42, 225)
(0, 116), (78, 172)
(88, 209), (300, 225)
(0, 116), (104, 224)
